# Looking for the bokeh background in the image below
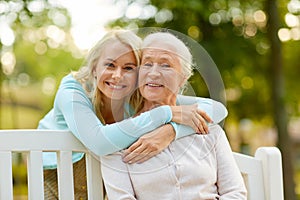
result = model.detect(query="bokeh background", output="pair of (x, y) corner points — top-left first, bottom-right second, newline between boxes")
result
(0, 0), (299, 199)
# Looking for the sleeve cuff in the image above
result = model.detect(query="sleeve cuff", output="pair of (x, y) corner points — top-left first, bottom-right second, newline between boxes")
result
(169, 122), (178, 138)
(155, 105), (172, 123)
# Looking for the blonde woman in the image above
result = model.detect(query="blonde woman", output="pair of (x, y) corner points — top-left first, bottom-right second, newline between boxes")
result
(38, 29), (227, 198)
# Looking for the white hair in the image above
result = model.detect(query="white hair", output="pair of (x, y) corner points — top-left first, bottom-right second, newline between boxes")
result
(142, 32), (194, 81)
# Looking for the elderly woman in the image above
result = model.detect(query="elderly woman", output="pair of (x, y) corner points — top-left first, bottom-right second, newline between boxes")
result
(101, 32), (247, 199)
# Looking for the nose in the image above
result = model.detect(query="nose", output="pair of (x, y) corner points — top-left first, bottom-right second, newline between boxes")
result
(148, 64), (160, 77)
(112, 67), (122, 80)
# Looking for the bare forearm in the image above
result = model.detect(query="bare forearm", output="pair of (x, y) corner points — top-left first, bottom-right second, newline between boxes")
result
(122, 124), (175, 164)
(170, 106), (183, 124)
(170, 104), (210, 134)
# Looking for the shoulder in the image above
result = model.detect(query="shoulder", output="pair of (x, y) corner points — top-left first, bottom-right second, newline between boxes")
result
(208, 124), (224, 134)
(207, 124), (225, 141)
(59, 74), (82, 89)
(197, 124), (225, 151)
(54, 74), (92, 105)
(176, 94), (210, 105)
(56, 74), (88, 97)
(206, 124), (231, 150)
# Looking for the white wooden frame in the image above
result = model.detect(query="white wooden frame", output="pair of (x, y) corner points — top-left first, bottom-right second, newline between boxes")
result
(0, 129), (284, 200)
(233, 147), (284, 200)
(0, 129), (103, 200)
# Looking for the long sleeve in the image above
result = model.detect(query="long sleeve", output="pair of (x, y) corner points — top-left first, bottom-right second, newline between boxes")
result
(213, 125), (247, 199)
(173, 95), (228, 139)
(38, 74), (172, 157)
(101, 153), (137, 200)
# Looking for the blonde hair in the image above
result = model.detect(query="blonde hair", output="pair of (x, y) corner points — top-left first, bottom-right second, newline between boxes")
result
(142, 32), (194, 89)
(73, 29), (142, 123)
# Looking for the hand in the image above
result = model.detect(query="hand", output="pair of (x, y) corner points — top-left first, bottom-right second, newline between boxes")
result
(171, 104), (212, 134)
(122, 124), (175, 164)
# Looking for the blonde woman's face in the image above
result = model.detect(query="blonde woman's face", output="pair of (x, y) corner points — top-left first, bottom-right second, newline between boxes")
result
(139, 42), (185, 104)
(94, 40), (138, 100)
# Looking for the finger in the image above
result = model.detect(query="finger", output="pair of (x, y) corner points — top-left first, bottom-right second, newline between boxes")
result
(135, 145), (165, 163)
(193, 114), (206, 134)
(197, 109), (213, 123)
(189, 118), (200, 133)
(193, 112), (204, 132)
(122, 144), (147, 163)
(129, 148), (152, 164)
(196, 111), (209, 134)
(198, 114), (209, 134)
(192, 116), (203, 134)
(136, 151), (157, 164)
(123, 140), (142, 157)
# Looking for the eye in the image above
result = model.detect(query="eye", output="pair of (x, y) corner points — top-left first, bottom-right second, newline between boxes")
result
(142, 62), (153, 67)
(104, 62), (115, 68)
(123, 65), (136, 71)
(160, 63), (170, 68)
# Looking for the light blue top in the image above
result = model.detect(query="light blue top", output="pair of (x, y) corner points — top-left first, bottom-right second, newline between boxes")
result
(38, 74), (227, 169)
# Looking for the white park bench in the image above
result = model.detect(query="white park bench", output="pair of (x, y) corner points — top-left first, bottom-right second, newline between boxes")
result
(0, 129), (284, 200)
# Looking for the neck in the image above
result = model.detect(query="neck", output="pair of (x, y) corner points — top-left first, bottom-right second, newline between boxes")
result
(142, 95), (177, 112)
(102, 96), (125, 124)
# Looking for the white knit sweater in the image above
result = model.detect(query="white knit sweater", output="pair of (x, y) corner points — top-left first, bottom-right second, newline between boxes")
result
(101, 124), (247, 200)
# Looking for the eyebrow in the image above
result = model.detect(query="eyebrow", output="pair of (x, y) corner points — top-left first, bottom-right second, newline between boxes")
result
(105, 58), (116, 63)
(125, 63), (137, 66)
(142, 55), (172, 61)
(160, 57), (172, 61)
(105, 58), (137, 66)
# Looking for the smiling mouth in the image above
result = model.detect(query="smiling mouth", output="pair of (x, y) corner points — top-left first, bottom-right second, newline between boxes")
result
(146, 83), (163, 87)
(106, 82), (126, 89)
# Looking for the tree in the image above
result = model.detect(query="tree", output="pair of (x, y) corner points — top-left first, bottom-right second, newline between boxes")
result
(266, 0), (296, 199)
(0, 0), (83, 128)
(108, 0), (298, 198)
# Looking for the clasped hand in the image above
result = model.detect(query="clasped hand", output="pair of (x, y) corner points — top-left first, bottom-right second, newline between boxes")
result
(122, 104), (212, 164)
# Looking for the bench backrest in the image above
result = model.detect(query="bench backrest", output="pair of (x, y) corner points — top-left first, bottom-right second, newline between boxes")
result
(0, 129), (103, 200)
(233, 147), (284, 200)
(0, 130), (284, 200)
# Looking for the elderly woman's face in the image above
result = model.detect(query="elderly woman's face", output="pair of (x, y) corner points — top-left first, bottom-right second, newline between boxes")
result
(94, 40), (138, 100)
(139, 43), (185, 104)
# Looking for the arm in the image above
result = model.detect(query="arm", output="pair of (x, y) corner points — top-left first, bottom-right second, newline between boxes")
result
(122, 96), (228, 163)
(176, 95), (228, 123)
(173, 95), (228, 139)
(122, 124), (175, 163)
(53, 76), (172, 156)
(213, 125), (247, 199)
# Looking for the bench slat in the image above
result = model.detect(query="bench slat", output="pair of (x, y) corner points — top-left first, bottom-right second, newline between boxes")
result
(27, 151), (44, 200)
(0, 152), (13, 200)
(86, 153), (103, 199)
(57, 151), (75, 200)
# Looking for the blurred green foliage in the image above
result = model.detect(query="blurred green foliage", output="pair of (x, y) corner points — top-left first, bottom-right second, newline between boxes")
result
(1, 0), (300, 199)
